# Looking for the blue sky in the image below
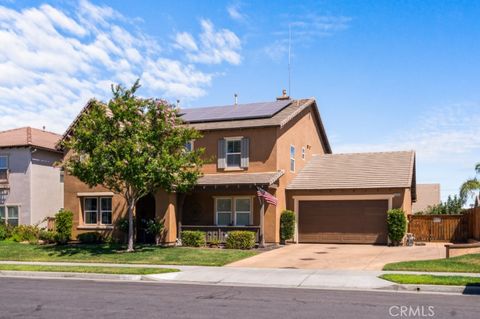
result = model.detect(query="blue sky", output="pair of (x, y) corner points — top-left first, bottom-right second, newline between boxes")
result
(1, 0), (479, 202)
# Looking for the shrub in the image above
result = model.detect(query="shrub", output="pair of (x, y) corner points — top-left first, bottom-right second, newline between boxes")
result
(39, 229), (56, 244)
(419, 195), (463, 215)
(144, 218), (165, 245)
(54, 209), (73, 244)
(280, 210), (296, 243)
(77, 232), (103, 244)
(387, 209), (407, 245)
(116, 217), (134, 234)
(225, 231), (255, 250)
(0, 224), (13, 240)
(181, 230), (206, 247)
(11, 225), (40, 243)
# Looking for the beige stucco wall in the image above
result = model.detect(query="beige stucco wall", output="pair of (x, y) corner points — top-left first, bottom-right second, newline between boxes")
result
(196, 126), (278, 174)
(30, 149), (64, 226)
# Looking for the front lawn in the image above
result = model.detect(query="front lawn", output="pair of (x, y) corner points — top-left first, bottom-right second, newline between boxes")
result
(380, 274), (480, 286)
(0, 264), (177, 275)
(383, 254), (480, 273)
(0, 241), (257, 266)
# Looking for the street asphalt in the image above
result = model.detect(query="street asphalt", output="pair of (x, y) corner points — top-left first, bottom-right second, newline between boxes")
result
(0, 277), (478, 319)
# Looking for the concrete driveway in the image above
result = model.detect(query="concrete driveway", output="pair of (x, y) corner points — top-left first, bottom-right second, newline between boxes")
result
(227, 243), (479, 270)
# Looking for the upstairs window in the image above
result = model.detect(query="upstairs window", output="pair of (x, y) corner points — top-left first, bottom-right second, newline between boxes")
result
(290, 145), (296, 172)
(226, 139), (242, 167)
(184, 141), (194, 152)
(0, 156), (8, 181)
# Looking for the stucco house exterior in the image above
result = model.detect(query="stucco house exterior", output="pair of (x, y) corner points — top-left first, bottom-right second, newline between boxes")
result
(61, 94), (416, 245)
(412, 183), (441, 213)
(0, 127), (63, 227)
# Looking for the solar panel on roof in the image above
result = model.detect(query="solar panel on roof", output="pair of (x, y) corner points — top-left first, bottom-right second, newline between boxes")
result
(180, 100), (291, 123)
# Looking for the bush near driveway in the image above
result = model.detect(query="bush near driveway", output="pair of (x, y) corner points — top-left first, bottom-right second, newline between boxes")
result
(181, 230), (206, 247)
(225, 231), (255, 250)
(387, 209), (407, 245)
(280, 210), (295, 244)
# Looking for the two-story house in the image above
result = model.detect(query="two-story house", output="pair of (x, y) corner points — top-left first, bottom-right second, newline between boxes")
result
(0, 127), (63, 227)
(62, 94), (416, 245)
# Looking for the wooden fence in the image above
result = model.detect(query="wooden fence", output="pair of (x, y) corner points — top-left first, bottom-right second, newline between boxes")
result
(408, 208), (480, 242)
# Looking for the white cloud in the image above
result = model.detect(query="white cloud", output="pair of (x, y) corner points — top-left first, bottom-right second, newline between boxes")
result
(334, 103), (480, 200)
(174, 19), (241, 65)
(0, 1), (241, 134)
(227, 3), (246, 22)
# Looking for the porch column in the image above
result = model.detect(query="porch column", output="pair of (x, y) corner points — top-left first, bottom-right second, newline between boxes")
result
(259, 197), (265, 248)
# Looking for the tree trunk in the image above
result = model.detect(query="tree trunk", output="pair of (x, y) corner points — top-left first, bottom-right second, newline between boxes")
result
(127, 200), (135, 252)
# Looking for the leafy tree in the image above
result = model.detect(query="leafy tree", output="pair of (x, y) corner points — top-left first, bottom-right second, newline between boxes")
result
(460, 162), (480, 205)
(419, 195), (463, 215)
(62, 80), (204, 251)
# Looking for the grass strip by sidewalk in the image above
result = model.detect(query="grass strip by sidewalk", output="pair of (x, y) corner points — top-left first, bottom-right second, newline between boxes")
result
(0, 264), (178, 275)
(380, 274), (480, 286)
(383, 254), (480, 273)
(0, 241), (257, 266)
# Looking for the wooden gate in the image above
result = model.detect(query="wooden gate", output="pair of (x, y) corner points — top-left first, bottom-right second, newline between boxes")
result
(408, 215), (469, 242)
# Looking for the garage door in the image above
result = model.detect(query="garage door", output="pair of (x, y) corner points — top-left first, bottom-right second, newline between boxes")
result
(298, 200), (388, 244)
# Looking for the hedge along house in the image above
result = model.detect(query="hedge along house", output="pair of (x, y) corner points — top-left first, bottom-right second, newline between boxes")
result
(0, 127), (64, 228)
(61, 92), (416, 245)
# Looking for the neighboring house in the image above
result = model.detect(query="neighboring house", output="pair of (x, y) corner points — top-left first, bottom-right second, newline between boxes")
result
(412, 183), (441, 213)
(61, 93), (416, 245)
(0, 127), (63, 227)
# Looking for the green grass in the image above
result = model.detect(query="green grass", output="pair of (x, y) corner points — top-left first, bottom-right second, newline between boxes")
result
(383, 254), (480, 273)
(380, 273), (480, 286)
(0, 241), (257, 266)
(0, 264), (177, 275)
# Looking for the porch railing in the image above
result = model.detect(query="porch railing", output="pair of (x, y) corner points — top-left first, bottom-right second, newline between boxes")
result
(180, 225), (260, 243)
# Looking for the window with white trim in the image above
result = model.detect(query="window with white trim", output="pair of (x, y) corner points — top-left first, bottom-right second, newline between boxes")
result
(215, 197), (252, 226)
(290, 145), (296, 172)
(301, 147), (305, 160)
(216, 198), (232, 225)
(0, 156), (8, 181)
(0, 205), (19, 226)
(83, 197), (112, 225)
(235, 198), (252, 226)
(226, 138), (242, 167)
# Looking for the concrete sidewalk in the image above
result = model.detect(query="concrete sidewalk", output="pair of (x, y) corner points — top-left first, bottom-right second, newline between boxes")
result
(2, 261), (480, 292)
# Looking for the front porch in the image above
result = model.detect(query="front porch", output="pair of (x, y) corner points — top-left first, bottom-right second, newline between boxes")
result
(180, 225), (261, 243)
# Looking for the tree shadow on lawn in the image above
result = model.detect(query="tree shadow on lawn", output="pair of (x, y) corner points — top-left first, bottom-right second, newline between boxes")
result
(37, 243), (164, 258)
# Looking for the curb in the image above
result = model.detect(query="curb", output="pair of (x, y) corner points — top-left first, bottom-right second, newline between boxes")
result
(379, 284), (480, 295)
(0, 270), (144, 281)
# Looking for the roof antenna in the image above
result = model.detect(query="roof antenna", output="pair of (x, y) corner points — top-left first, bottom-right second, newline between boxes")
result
(176, 99), (180, 108)
(234, 93), (238, 106)
(288, 23), (292, 98)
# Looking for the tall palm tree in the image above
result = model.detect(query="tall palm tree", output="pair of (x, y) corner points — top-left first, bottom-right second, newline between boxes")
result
(460, 162), (480, 205)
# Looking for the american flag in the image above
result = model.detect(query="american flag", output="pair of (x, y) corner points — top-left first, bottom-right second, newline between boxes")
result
(256, 187), (278, 206)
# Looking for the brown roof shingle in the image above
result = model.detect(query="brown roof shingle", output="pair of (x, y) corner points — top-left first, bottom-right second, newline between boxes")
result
(197, 171), (284, 186)
(0, 127), (61, 151)
(287, 151), (416, 190)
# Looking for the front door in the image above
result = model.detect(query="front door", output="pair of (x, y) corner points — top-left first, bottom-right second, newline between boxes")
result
(135, 194), (156, 244)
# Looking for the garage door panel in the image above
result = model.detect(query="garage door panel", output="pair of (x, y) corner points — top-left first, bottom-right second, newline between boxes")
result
(298, 200), (388, 244)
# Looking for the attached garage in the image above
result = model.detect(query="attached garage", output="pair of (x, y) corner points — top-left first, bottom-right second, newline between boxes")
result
(298, 199), (388, 244)
(287, 151), (417, 245)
